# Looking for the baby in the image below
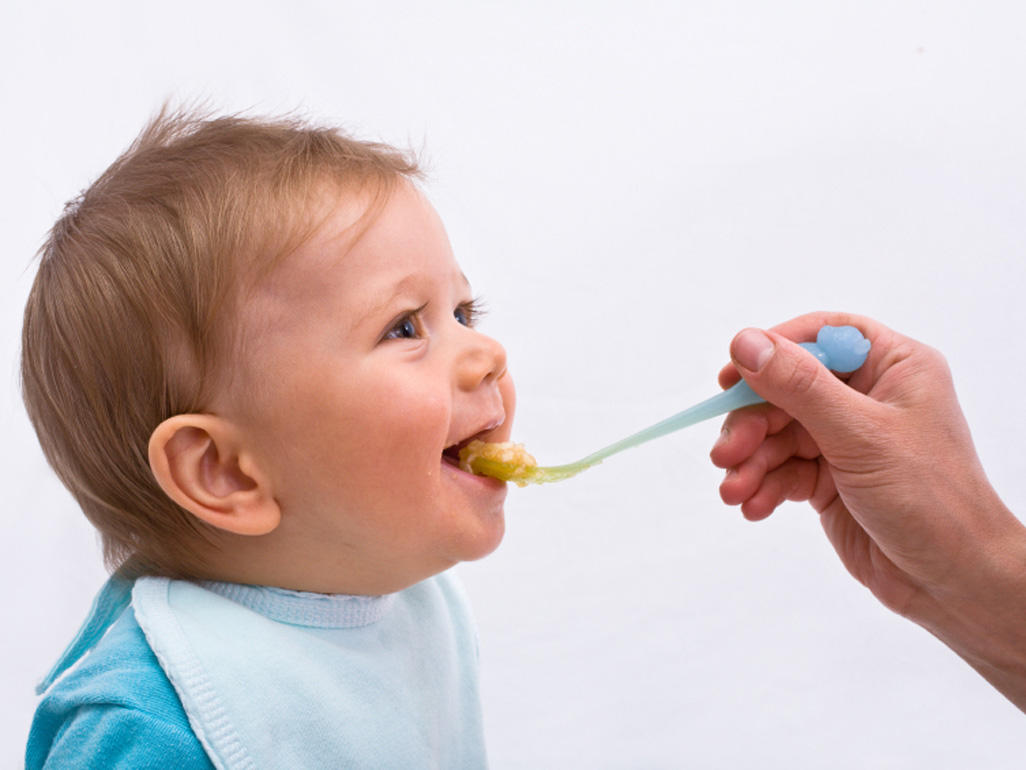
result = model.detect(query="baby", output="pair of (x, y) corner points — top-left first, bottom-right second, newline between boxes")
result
(23, 108), (515, 767)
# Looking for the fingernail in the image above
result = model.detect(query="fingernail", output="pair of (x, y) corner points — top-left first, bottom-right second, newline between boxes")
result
(734, 329), (774, 372)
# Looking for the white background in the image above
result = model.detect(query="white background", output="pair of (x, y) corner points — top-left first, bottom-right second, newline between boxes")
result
(3, 1), (1026, 767)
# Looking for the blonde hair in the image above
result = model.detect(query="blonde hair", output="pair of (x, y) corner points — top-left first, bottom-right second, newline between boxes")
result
(21, 106), (420, 578)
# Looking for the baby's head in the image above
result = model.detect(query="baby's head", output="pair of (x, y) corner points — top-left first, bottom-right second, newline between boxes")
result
(22, 109), (515, 593)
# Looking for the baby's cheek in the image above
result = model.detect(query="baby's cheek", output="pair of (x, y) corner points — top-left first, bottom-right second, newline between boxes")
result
(379, 392), (450, 470)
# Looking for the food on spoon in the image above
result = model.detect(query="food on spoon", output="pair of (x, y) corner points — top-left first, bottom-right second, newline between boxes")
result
(458, 440), (538, 486)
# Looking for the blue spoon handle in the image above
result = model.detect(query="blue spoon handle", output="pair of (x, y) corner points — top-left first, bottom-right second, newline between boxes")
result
(572, 325), (871, 468)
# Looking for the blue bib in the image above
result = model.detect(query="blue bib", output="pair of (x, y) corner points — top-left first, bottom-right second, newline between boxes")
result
(39, 572), (488, 769)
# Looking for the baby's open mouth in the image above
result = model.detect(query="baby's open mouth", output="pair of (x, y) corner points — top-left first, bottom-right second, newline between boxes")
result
(442, 436), (480, 468)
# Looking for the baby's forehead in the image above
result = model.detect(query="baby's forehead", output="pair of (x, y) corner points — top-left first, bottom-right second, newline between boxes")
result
(231, 185), (383, 329)
(241, 180), (454, 327)
(263, 179), (438, 285)
(245, 184), (380, 295)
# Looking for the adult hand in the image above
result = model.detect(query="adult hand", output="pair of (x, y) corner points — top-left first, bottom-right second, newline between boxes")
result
(710, 311), (1026, 711)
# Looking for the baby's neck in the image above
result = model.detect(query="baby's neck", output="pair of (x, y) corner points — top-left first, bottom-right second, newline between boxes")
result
(188, 529), (447, 596)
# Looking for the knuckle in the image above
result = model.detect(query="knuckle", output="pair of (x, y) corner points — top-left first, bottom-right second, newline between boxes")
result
(922, 345), (952, 377)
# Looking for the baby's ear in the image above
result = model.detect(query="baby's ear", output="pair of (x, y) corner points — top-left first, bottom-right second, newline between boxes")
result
(148, 415), (281, 536)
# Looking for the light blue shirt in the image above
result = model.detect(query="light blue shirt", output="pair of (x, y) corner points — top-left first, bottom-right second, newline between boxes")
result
(28, 571), (487, 768)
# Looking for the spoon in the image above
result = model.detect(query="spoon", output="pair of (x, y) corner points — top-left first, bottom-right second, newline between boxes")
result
(459, 324), (871, 486)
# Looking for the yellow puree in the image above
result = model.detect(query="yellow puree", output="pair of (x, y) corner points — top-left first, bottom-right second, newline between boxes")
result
(458, 440), (538, 487)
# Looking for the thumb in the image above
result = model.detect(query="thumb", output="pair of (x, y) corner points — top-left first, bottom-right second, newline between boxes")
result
(730, 328), (868, 453)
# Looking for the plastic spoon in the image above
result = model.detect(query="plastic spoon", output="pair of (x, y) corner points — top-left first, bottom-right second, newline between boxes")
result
(459, 324), (871, 486)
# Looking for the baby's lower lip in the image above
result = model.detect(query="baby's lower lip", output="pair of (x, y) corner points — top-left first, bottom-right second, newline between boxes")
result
(440, 454), (506, 489)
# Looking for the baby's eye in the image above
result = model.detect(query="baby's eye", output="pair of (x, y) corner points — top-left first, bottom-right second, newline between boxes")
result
(384, 312), (422, 341)
(454, 298), (485, 327)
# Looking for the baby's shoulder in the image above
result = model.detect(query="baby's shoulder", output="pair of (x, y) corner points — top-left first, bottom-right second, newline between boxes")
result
(26, 606), (211, 769)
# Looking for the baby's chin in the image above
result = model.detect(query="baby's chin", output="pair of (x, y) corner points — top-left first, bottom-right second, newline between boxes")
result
(452, 503), (507, 564)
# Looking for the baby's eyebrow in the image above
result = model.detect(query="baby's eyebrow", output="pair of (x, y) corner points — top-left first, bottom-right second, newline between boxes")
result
(348, 274), (427, 333)
(351, 270), (472, 333)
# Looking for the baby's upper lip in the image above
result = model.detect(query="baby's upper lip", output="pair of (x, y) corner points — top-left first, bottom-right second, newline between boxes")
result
(444, 414), (506, 452)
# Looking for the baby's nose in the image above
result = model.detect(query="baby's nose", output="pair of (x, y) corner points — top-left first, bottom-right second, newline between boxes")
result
(456, 331), (507, 391)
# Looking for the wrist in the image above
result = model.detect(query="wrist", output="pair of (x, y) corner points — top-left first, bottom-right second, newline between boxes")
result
(910, 497), (1026, 711)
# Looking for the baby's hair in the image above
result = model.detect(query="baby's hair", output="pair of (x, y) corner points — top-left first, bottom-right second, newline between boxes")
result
(21, 105), (420, 578)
